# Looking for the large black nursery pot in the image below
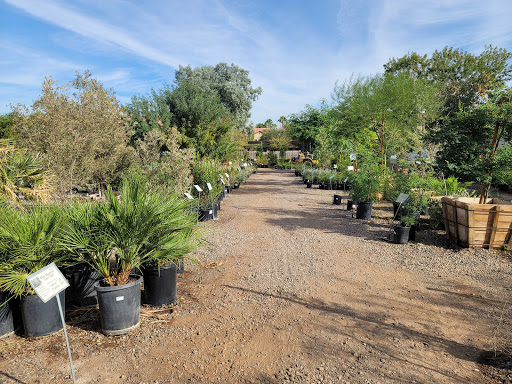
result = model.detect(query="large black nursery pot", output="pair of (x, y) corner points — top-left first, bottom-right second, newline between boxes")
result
(21, 290), (65, 337)
(66, 264), (101, 307)
(143, 264), (177, 307)
(95, 275), (142, 335)
(356, 201), (373, 220)
(393, 225), (410, 244)
(306, 180), (312, 188)
(333, 194), (342, 205)
(0, 291), (14, 338)
(199, 206), (216, 221)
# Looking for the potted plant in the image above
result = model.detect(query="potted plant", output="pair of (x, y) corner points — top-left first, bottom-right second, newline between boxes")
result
(349, 163), (383, 220)
(63, 174), (186, 335)
(0, 204), (68, 337)
(141, 222), (201, 307)
(393, 214), (416, 244)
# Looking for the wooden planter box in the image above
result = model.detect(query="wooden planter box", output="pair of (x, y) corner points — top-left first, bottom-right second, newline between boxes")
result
(441, 197), (512, 250)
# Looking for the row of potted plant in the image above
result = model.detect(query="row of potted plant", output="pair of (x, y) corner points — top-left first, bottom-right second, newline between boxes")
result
(0, 174), (201, 337)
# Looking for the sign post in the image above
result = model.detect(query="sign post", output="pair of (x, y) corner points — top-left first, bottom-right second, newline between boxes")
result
(194, 185), (203, 221)
(206, 182), (217, 220)
(27, 263), (75, 384)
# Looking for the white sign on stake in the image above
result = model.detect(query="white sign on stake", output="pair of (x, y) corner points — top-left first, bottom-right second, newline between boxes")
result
(194, 185), (203, 192)
(220, 178), (225, 185)
(27, 262), (69, 303)
(329, 174), (335, 180)
(27, 263), (76, 384)
(225, 173), (230, 179)
(347, 166), (354, 171)
(333, 164), (337, 169)
(206, 182), (212, 191)
(229, 161), (233, 165)
(184, 193), (194, 200)
(350, 153), (357, 161)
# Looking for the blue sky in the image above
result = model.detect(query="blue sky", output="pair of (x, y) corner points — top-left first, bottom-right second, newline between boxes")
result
(1, 0), (512, 125)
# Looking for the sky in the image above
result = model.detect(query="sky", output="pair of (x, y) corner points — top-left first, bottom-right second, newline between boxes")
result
(1, 0), (512, 125)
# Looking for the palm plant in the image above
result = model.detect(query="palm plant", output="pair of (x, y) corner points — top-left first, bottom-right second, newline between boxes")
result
(62, 174), (199, 286)
(0, 139), (53, 207)
(0, 204), (67, 297)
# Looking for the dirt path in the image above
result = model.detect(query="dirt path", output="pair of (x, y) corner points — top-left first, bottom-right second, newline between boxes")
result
(1, 168), (511, 383)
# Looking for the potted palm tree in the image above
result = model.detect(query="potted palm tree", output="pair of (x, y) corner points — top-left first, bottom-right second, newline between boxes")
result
(0, 203), (67, 337)
(63, 174), (190, 335)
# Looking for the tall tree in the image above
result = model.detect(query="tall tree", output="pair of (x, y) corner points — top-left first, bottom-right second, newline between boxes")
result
(173, 63), (262, 130)
(384, 45), (512, 116)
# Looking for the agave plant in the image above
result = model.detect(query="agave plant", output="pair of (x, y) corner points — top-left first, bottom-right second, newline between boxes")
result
(62, 174), (200, 286)
(0, 204), (67, 297)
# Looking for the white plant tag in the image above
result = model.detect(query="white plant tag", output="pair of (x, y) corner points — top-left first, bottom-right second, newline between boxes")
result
(220, 178), (225, 185)
(116, 296), (124, 302)
(329, 174), (335, 180)
(206, 182), (212, 191)
(194, 185), (203, 192)
(184, 193), (194, 199)
(225, 173), (230, 179)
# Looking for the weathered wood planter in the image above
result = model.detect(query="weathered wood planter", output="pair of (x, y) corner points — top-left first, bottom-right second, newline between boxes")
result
(441, 197), (512, 250)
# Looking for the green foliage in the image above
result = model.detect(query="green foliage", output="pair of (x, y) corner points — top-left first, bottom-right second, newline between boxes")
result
(494, 147), (512, 187)
(12, 71), (134, 193)
(384, 45), (512, 116)
(0, 139), (53, 206)
(62, 174), (197, 286)
(133, 126), (194, 195)
(256, 154), (269, 166)
(0, 113), (14, 139)
(269, 135), (290, 157)
(332, 72), (441, 160)
(349, 161), (386, 202)
(429, 99), (512, 182)
(191, 159), (223, 209)
(0, 204), (67, 296)
(400, 214), (417, 227)
(174, 63), (262, 130)
(126, 87), (174, 144)
(288, 105), (326, 152)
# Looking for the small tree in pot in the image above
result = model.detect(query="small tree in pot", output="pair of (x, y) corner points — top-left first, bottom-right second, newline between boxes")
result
(349, 162), (384, 220)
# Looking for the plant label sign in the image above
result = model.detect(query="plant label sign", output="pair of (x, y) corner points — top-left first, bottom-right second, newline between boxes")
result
(347, 166), (354, 171)
(220, 178), (225, 185)
(184, 193), (194, 200)
(225, 173), (230, 179)
(27, 262), (69, 303)
(333, 164), (337, 169)
(329, 174), (335, 180)
(206, 182), (212, 191)
(194, 185), (203, 192)
(349, 153), (357, 161)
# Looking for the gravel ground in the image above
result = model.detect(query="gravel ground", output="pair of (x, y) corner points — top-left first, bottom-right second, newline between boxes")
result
(1, 168), (511, 384)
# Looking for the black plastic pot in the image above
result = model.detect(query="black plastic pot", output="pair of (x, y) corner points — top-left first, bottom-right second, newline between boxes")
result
(66, 265), (101, 307)
(333, 194), (342, 205)
(199, 208), (215, 221)
(347, 200), (355, 210)
(143, 264), (177, 307)
(409, 224), (417, 241)
(95, 275), (142, 335)
(0, 292), (14, 338)
(393, 225), (410, 244)
(21, 291), (65, 337)
(356, 201), (373, 220)
(306, 181), (312, 188)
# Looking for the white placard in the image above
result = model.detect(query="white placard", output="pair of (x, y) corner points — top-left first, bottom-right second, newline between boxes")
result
(27, 263), (69, 303)
(184, 193), (194, 200)
(329, 174), (335, 180)
(206, 182), (212, 191)
(350, 153), (357, 161)
(225, 173), (230, 179)
(343, 177), (349, 183)
(333, 164), (337, 169)
(229, 162), (232, 165)
(243, 163), (248, 167)
(347, 166), (354, 171)
(194, 185), (203, 192)
(220, 178), (225, 185)
(390, 155), (397, 159)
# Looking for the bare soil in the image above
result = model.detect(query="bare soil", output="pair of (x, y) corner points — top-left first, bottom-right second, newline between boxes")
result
(1, 168), (512, 384)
